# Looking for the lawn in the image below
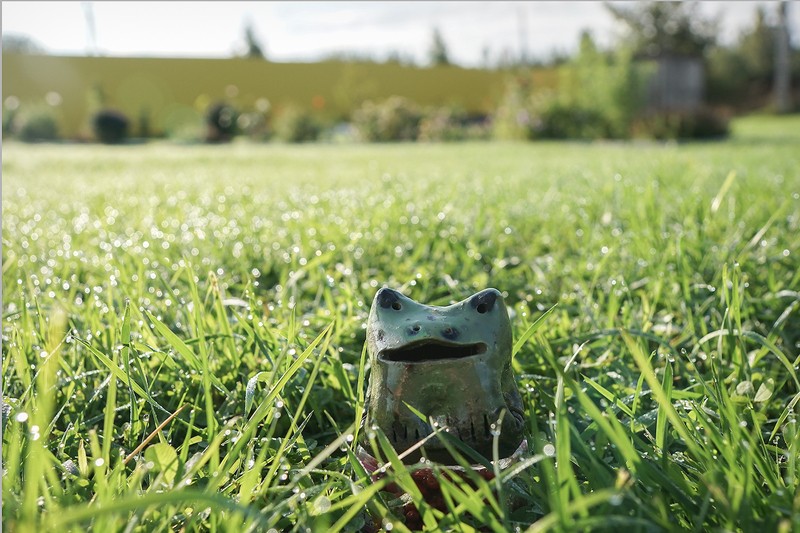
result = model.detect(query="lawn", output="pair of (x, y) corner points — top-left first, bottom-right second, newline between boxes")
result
(2, 115), (800, 531)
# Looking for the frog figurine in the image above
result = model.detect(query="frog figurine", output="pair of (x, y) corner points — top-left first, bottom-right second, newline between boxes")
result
(358, 287), (528, 528)
(361, 287), (526, 463)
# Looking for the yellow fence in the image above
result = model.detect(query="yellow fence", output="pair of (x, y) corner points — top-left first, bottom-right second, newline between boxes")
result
(3, 53), (556, 138)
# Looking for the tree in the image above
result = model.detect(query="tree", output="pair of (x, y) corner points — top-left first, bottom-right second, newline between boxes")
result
(738, 7), (775, 82)
(428, 27), (450, 66)
(558, 30), (648, 138)
(606, 1), (717, 57)
(385, 50), (416, 67)
(578, 30), (599, 58)
(242, 19), (265, 59)
(2, 34), (45, 54)
(706, 3), (799, 110)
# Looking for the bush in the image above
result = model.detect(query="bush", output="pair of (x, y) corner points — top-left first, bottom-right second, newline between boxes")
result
(417, 106), (469, 142)
(685, 108), (732, 138)
(492, 35), (649, 141)
(92, 109), (130, 144)
(205, 102), (238, 142)
(273, 106), (321, 143)
(632, 107), (731, 140)
(462, 121), (492, 141)
(3, 110), (17, 136)
(352, 96), (422, 142)
(14, 105), (59, 142)
(236, 111), (270, 141)
(162, 106), (204, 142)
(138, 109), (155, 139)
(534, 101), (612, 140)
(491, 76), (537, 140)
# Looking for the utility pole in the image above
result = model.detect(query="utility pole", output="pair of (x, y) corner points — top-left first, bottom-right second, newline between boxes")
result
(82, 2), (98, 56)
(774, 1), (791, 113)
(517, 6), (529, 67)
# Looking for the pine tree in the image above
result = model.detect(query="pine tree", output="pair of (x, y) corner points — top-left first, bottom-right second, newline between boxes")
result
(243, 20), (265, 59)
(429, 28), (450, 66)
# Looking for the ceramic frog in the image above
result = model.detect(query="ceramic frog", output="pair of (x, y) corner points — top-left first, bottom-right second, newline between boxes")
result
(363, 287), (525, 464)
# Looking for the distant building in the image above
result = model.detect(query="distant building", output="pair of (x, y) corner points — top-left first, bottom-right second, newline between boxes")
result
(644, 54), (705, 112)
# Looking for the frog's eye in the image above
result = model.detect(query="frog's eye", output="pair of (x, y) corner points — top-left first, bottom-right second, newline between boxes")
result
(470, 289), (499, 314)
(391, 301), (402, 311)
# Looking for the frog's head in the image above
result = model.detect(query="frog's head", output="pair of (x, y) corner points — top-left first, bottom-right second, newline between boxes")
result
(363, 287), (525, 464)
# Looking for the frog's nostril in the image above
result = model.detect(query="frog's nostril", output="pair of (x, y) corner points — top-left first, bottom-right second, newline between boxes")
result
(471, 289), (499, 314)
(376, 288), (402, 309)
(409, 324), (421, 334)
(441, 327), (459, 340)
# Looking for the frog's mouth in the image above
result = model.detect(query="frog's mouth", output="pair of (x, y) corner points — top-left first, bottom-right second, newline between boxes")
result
(379, 340), (488, 363)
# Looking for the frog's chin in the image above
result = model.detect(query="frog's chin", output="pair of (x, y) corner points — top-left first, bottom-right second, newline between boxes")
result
(378, 340), (488, 363)
(357, 438), (529, 471)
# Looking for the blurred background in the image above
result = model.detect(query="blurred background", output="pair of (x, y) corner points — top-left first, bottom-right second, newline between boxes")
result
(3, 0), (798, 144)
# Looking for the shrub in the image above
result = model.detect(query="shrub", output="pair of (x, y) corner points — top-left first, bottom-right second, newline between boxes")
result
(92, 109), (130, 144)
(352, 96), (422, 142)
(236, 111), (270, 141)
(205, 102), (238, 142)
(3, 100), (19, 136)
(14, 105), (59, 142)
(163, 106), (204, 142)
(549, 42), (649, 139)
(492, 35), (650, 141)
(632, 107), (731, 140)
(318, 122), (357, 143)
(417, 106), (469, 142)
(2, 112), (14, 136)
(491, 75), (537, 140)
(534, 101), (612, 140)
(138, 109), (154, 139)
(273, 106), (321, 143)
(462, 121), (492, 141)
(686, 107), (732, 138)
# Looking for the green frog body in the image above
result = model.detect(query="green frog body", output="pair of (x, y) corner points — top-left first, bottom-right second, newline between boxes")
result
(363, 287), (525, 464)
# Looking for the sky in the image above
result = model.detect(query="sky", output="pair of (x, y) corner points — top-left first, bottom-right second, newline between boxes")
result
(2, 1), (797, 68)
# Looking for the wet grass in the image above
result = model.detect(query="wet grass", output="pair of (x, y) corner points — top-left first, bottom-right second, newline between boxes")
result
(2, 114), (800, 531)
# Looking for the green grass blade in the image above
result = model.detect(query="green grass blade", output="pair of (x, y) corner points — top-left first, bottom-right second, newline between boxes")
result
(143, 309), (230, 394)
(513, 303), (558, 357)
(655, 358), (673, 456)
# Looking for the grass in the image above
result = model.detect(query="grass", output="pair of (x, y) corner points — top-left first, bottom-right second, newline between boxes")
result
(2, 114), (800, 532)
